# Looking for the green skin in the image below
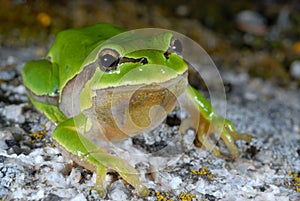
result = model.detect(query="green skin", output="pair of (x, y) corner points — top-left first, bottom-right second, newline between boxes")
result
(22, 23), (252, 197)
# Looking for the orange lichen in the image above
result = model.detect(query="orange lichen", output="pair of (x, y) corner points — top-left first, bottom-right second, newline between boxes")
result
(37, 12), (51, 27)
(293, 41), (300, 54)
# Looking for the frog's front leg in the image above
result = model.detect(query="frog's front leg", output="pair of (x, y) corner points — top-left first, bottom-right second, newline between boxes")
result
(181, 86), (252, 158)
(52, 114), (148, 197)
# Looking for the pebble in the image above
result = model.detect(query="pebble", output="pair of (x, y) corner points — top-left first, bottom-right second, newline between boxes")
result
(12, 85), (26, 94)
(68, 167), (82, 186)
(290, 60), (300, 78)
(71, 193), (87, 201)
(12, 145), (23, 155)
(7, 56), (16, 65)
(0, 141), (8, 150)
(46, 172), (66, 187)
(5, 139), (18, 147)
(176, 5), (189, 17)
(2, 105), (25, 123)
(0, 70), (16, 81)
(236, 10), (267, 35)
(170, 176), (182, 189)
(0, 164), (25, 198)
(108, 180), (130, 201)
(53, 188), (78, 199)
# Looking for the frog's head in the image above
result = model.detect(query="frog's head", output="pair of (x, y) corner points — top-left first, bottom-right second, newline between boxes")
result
(85, 32), (188, 89)
(78, 32), (189, 140)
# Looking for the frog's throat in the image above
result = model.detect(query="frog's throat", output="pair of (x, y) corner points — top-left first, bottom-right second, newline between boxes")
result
(84, 71), (188, 141)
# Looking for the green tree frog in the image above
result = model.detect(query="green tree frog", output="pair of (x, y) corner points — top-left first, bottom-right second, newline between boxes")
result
(22, 23), (252, 196)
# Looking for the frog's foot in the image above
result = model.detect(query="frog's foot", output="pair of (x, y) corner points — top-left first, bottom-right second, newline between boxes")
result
(193, 117), (252, 159)
(88, 150), (148, 197)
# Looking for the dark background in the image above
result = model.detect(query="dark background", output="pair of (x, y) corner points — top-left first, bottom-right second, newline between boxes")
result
(1, 0), (300, 86)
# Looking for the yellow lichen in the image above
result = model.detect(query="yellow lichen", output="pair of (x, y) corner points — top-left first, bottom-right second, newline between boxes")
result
(155, 191), (199, 201)
(191, 166), (215, 180)
(28, 124), (47, 142)
(155, 191), (173, 201)
(177, 192), (196, 201)
(284, 171), (300, 193)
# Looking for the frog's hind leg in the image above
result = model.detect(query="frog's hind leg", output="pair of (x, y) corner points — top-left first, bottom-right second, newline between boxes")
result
(194, 114), (252, 159)
(89, 150), (148, 196)
(52, 114), (148, 197)
(218, 119), (252, 157)
(181, 86), (252, 159)
(192, 117), (222, 157)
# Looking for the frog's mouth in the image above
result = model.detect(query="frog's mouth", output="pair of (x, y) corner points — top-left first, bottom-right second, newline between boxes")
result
(97, 68), (188, 93)
(90, 61), (188, 90)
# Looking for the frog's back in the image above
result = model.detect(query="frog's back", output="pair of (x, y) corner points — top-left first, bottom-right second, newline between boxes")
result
(47, 23), (125, 91)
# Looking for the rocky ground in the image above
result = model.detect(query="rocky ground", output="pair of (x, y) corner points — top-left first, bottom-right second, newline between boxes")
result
(0, 47), (299, 201)
(1, 1), (300, 200)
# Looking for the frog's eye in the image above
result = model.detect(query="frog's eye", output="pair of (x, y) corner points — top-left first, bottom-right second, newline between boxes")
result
(98, 49), (120, 72)
(170, 38), (182, 54)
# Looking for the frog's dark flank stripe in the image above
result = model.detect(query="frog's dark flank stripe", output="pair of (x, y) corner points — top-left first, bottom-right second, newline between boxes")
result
(59, 62), (97, 118)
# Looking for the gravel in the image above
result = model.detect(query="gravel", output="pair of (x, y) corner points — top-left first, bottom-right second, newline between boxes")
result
(0, 47), (299, 200)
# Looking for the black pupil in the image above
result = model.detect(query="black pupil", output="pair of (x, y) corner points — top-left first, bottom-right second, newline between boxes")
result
(172, 39), (182, 53)
(101, 54), (117, 67)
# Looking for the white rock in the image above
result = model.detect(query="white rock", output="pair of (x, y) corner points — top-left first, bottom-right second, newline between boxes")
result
(236, 10), (267, 35)
(254, 192), (275, 201)
(71, 193), (87, 201)
(0, 140), (8, 150)
(0, 130), (13, 140)
(12, 85), (26, 94)
(109, 180), (130, 201)
(170, 176), (182, 189)
(195, 179), (206, 194)
(53, 188), (78, 199)
(7, 56), (16, 65)
(290, 60), (300, 78)
(2, 105), (25, 123)
(46, 172), (66, 187)
(35, 189), (45, 200)
(34, 155), (44, 164)
(10, 189), (27, 199)
(68, 167), (82, 186)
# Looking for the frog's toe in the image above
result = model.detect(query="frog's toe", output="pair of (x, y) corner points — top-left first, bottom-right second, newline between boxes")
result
(219, 129), (241, 158)
(194, 133), (221, 157)
(230, 131), (252, 142)
(219, 121), (252, 158)
(95, 165), (107, 197)
(195, 117), (252, 158)
(90, 152), (148, 196)
(224, 119), (252, 142)
(117, 170), (148, 196)
(134, 183), (149, 197)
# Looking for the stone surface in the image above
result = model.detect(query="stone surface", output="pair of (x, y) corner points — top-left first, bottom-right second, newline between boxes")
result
(0, 47), (299, 200)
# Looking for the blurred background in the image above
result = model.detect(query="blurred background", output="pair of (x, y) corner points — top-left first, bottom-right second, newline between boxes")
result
(1, 0), (300, 87)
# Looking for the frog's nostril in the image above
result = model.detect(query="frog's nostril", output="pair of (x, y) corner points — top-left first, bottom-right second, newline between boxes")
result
(140, 57), (148, 65)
